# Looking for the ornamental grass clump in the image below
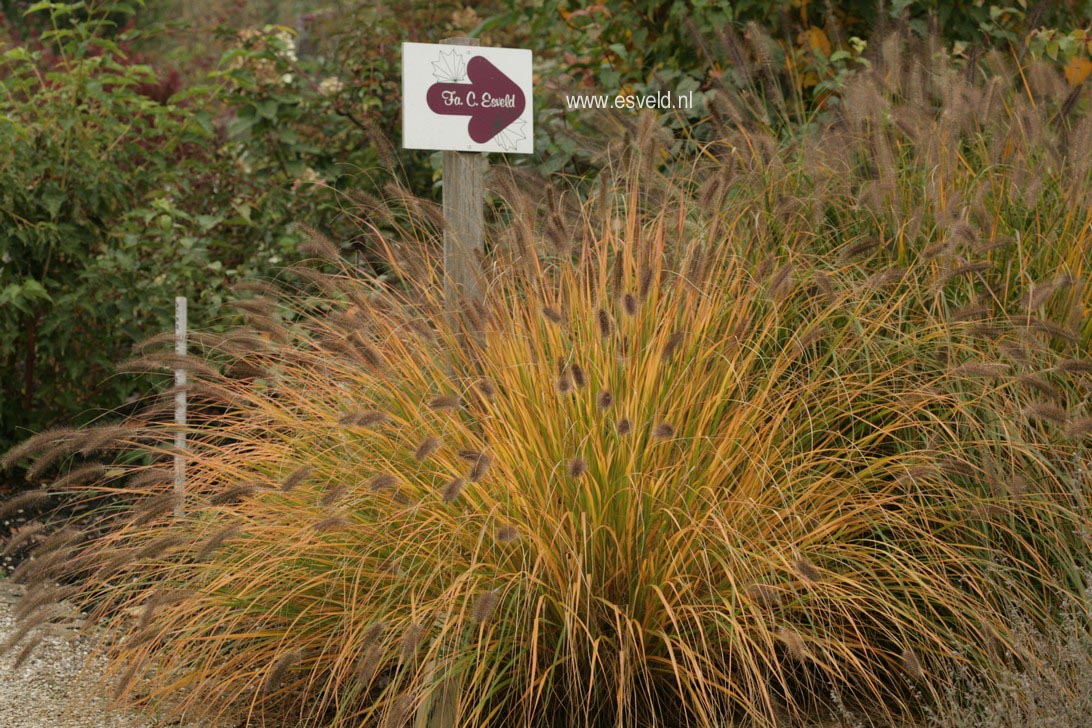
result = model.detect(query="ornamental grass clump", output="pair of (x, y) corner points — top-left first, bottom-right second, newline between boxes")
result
(6, 168), (1090, 727)
(3, 31), (1091, 728)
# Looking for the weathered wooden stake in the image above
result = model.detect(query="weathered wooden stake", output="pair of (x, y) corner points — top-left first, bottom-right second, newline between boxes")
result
(173, 295), (187, 516)
(441, 36), (486, 310)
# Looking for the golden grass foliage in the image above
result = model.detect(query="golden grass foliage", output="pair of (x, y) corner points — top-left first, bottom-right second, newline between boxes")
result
(4, 32), (1092, 728)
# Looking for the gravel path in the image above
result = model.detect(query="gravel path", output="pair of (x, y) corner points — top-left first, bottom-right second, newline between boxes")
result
(0, 578), (215, 728)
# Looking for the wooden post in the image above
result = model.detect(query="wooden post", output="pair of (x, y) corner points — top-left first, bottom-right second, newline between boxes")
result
(441, 37), (486, 309)
(173, 295), (187, 516)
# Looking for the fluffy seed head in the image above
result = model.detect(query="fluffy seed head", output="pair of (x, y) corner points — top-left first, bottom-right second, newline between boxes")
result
(777, 627), (807, 662)
(281, 466), (313, 492)
(340, 410), (389, 428)
(568, 458), (587, 479)
(468, 452), (492, 482)
(442, 477), (466, 503)
(496, 524), (519, 543)
(428, 394), (461, 411)
(622, 293), (637, 316)
(369, 473), (398, 492)
(413, 435), (441, 461)
(312, 516), (349, 532)
(597, 390), (613, 410)
(652, 423), (675, 440)
(616, 418), (632, 436)
(793, 556), (821, 582)
(570, 363), (586, 389)
(1023, 402), (1068, 424)
(901, 648), (925, 680)
(470, 590), (500, 624)
(0, 490), (51, 521)
(597, 309), (612, 338)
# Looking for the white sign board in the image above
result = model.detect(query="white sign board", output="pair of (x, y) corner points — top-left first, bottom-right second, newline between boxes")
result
(402, 42), (533, 154)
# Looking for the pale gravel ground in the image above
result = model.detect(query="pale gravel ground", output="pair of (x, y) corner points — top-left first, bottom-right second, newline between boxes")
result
(0, 578), (217, 728)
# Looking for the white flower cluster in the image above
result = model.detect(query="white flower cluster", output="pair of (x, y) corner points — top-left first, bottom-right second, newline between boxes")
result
(233, 26), (298, 86)
(319, 76), (345, 96)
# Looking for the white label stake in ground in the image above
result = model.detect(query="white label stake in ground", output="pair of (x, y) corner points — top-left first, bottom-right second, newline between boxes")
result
(402, 42), (533, 154)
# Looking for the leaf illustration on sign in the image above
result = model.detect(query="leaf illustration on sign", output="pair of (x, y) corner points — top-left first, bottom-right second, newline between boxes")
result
(426, 55), (526, 144)
(431, 49), (467, 83)
(493, 119), (526, 152)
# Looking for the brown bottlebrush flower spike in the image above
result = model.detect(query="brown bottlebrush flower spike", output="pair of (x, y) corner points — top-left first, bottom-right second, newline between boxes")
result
(400, 623), (423, 661)
(476, 378), (496, 399)
(128, 467), (172, 490)
(195, 524), (242, 561)
(950, 305), (989, 322)
(745, 583), (783, 608)
(442, 477), (466, 503)
(570, 363), (587, 389)
(0, 490), (50, 521)
(939, 457), (975, 478)
(413, 435), (441, 461)
(1057, 358), (1092, 375)
(263, 649), (303, 694)
(597, 309), (612, 338)
(12, 635), (45, 670)
(2, 521), (46, 557)
(428, 394), (461, 411)
(622, 293), (637, 316)
(638, 266), (654, 301)
(369, 473), (398, 492)
(901, 648), (925, 680)
(280, 466), (313, 492)
(769, 264), (794, 300)
(340, 410), (389, 428)
(496, 524), (519, 544)
(777, 626), (807, 662)
(556, 374), (573, 395)
(597, 390), (613, 410)
(663, 331), (685, 357)
(50, 462), (107, 490)
(470, 590), (500, 624)
(951, 362), (1010, 378)
(12, 545), (76, 585)
(616, 418), (632, 436)
(793, 557), (821, 582)
(1023, 402), (1068, 424)
(542, 306), (563, 325)
(652, 423), (675, 440)
(1028, 317), (1079, 343)
(132, 492), (183, 526)
(839, 238), (879, 261)
(77, 424), (132, 456)
(568, 458), (587, 479)
(354, 644), (383, 685)
(1, 427), (79, 470)
(468, 452), (492, 482)
(319, 484), (347, 507)
(13, 583), (73, 623)
(1065, 418), (1092, 439)
(1016, 374), (1063, 401)
(210, 482), (258, 505)
(312, 516), (349, 532)
(386, 693), (414, 728)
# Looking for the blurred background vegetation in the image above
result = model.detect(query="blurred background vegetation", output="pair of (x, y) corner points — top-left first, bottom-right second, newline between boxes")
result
(0, 0), (1089, 487)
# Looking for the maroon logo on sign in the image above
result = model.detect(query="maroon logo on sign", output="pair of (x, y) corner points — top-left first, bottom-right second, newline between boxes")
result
(426, 56), (526, 144)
